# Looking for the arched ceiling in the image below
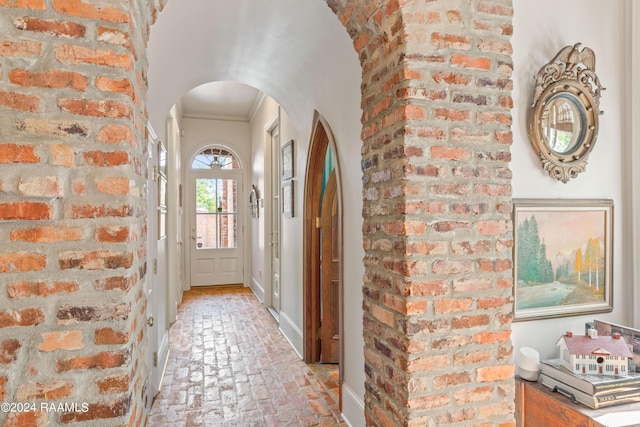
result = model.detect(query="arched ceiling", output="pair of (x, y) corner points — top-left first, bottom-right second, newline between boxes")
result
(147, 0), (362, 136)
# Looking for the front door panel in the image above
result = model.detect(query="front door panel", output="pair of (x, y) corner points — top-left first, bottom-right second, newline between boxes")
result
(190, 172), (243, 286)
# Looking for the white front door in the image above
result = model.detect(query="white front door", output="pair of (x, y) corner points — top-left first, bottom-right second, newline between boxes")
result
(189, 170), (244, 286)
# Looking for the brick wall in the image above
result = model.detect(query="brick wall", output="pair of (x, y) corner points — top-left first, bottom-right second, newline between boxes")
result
(0, 0), (163, 425)
(329, 0), (515, 425)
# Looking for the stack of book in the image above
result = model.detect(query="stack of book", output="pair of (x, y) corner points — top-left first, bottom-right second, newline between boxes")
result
(540, 358), (640, 409)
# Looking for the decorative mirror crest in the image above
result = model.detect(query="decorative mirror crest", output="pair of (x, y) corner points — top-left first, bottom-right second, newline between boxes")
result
(529, 43), (605, 183)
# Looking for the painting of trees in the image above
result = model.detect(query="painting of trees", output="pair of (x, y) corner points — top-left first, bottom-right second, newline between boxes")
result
(514, 200), (613, 320)
(517, 215), (554, 284)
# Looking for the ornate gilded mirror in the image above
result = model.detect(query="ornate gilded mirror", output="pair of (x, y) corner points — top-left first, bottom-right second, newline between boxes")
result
(529, 43), (604, 183)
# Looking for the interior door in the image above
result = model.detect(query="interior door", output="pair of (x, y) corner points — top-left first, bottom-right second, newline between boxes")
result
(189, 170), (243, 286)
(320, 171), (339, 363)
(270, 125), (281, 315)
(145, 136), (162, 411)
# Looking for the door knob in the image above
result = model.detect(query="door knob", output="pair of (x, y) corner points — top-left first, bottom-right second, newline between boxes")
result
(147, 316), (154, 327)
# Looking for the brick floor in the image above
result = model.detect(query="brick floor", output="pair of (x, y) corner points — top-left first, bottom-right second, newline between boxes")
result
(147, 285), (345, 426)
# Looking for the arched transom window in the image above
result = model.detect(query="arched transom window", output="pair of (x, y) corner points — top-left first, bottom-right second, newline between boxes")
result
(191, 146), (241, 170)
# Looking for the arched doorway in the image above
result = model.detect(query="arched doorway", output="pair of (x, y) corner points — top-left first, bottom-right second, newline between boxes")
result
(303, 113), (344, 405)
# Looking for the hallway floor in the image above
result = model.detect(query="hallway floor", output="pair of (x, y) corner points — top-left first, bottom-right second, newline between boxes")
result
(147, 285), (344, 426)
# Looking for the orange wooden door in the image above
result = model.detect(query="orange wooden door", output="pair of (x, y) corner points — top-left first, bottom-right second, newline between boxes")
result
(321, 171), (340, 363)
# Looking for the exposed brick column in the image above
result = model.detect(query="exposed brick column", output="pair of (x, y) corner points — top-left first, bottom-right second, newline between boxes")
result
(0, 0), (163, 425)
(330, 0), (515, 425)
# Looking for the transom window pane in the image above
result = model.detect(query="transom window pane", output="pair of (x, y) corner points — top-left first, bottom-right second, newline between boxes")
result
(195, 178), (237, 249)
(192, 146), (240, 170)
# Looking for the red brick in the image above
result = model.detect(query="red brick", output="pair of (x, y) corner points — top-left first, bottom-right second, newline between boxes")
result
(84, 151), (129, 167)
(95, 327), (129, 345)
(97, 26), (133, 51)
(477, 111), (512, 125)
(57, 303), (129, 323)
(7, 281), (79, 299)
(404, 354), (450, 373)
(0, 252), (46, 272)
(59, 250), (133, 270)
(94, 275), (135, 292)
(56, 350), (129, 372)
(452, 314), (490, 329)
(96, 76), (134, 99)
(0, 0), (45, 9)
(59, 395), (131, 423)
(0, 143), (40, 163)
(475, 0), (513, 16)
(97, 124), (132, 144)
(408, 393), (450, 410)
(18, 176), (63, 197)
(433, 108), (470, 122)
(58, 98), (131, 119)
(17, 118), (89, 138)
(434, 298), (473, 314)
(94, 177), (131, 195)
(0, 308), (45, 328)
(0, 90), (41, 112)
(9, 68), (88, 90)
(96, 225), (131, 242)
(474, 331), (511, 344)
(452, 53), (491, 70)
(476, 365), (514, 382)
(13, 16), (86, 37)
(69, 203), (132, 219)
(16, 381), (73, 400)
(431, 32), (470, 50)
(96, 373), (129, 394)
(0, 39), (41, 57)
(55, 45), (132, 70)
(50, 144), (75, 167)
(52, 0), (129, 23)
(432, 71), (471, 85)
(0, 376), (5, 401)
(2, 411), (48, 427)
(72, 179), (85, 195)
(0, 202), (52, 220)
(454, 385), (493, 404)
(39, 331), (83, 352)
(0, 339), (20, 364)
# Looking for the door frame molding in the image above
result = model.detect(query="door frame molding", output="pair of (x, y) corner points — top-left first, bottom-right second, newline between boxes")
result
(303, 112), (344, 383)
(261, 111), (280, 308)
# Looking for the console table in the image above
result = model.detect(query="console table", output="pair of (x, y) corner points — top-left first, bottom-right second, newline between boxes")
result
(516, 377), (640, 426)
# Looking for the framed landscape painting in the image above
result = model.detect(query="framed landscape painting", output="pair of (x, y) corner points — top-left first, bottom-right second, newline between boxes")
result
(513, 199), (613, 321)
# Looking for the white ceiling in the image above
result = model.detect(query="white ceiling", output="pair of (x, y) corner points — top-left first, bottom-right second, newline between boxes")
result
(180, 81), (263, 122)
(146, 0), (361, 135)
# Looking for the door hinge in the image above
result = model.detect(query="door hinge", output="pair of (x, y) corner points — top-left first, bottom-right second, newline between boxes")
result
(315, 217), (321, 229)
(153, 258), (157, 275)
(153, 352), (158, 367)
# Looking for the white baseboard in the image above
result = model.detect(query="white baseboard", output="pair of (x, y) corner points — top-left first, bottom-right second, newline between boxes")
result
(278, 311), (303, 358)
(157, 331), (170, 390)
(251, 276), (265, 303)
(341, 384), (365, 427)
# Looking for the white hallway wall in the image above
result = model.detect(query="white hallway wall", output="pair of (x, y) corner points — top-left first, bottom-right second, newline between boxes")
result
(511, 0), (631, 363)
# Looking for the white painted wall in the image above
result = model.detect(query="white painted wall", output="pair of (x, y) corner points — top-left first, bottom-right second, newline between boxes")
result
(511, 0), (631, 365)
